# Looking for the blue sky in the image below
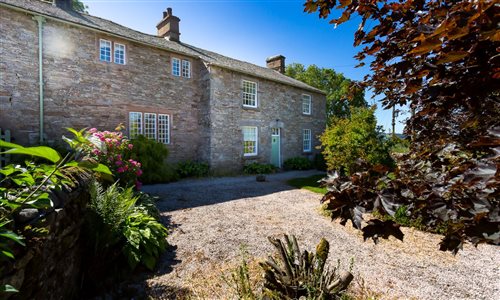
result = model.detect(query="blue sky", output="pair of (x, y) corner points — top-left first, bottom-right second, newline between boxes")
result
(82, 0), (406, 133)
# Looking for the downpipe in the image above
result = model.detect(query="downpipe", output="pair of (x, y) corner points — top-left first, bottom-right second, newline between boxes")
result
(33, 15), (45, 144)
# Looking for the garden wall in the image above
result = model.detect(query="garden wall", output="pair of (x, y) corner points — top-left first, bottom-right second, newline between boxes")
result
(0, 181), (90, 300)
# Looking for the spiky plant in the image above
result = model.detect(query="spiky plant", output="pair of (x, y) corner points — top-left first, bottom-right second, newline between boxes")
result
(260, 234), (353, 300)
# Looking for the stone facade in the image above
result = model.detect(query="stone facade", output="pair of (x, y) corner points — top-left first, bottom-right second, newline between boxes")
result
(208, 66), (325, 172)
(0, 1), (326, 172)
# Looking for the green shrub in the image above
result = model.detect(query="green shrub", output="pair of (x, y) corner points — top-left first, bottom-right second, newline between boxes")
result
(176, 160), (210, 178)
(314, 153), (327, 171)
(86, 180), (167, 271)
(243, 162), (276, 175)
(283, 157), (313, 170)
(320, 106), (394, 174)
(130, 135), (175, 184)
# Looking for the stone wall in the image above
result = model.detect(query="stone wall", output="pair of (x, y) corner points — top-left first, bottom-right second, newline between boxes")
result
(0, 8), (209, 163)
(208, 66), (326, 173)
(0, 180), (89, 300)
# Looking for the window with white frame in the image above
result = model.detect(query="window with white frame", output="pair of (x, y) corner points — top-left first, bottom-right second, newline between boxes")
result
(128, 112), (170, 144)
(99, 39), (112, 62)
(144, 113), (157, 140)
(114, 43), (126, 65)
(158, 114), (170, 144)
(182, 60), (191, 78)
(172, 58), (180, 76)
(242, 80), (257, 107)
(303, 129), (312, 152)
(242, 126), (258, 156)
(302, 94), (312, 115)
(129, 112), (142, 138)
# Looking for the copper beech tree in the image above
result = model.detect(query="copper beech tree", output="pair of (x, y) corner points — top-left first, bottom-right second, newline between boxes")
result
(306, 0), (499, 252)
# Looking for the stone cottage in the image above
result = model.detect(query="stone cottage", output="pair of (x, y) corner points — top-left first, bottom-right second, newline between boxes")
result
(0, 0), (326, 172)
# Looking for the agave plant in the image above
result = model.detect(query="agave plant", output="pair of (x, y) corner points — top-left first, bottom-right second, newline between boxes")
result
(259, 234), (353, 300)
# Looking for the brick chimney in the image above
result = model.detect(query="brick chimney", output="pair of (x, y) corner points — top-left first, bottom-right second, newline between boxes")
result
(157, 8), (181, 42)
(54, 0), (72, 10)
(266, 55), (286, 74)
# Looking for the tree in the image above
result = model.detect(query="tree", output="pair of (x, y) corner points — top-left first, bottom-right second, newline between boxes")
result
(285, 63), (367, 120)
(73, 0), (88, 13)
(320, 106), (393, 175)
(305, 0), (499, 252)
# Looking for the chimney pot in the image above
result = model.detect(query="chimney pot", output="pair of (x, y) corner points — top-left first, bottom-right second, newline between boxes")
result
(266, 55), (286, 74)
(157, 7), (181, 42)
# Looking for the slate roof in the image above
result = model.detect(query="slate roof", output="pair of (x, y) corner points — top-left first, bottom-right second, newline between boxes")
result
(0, 0), (325, 94)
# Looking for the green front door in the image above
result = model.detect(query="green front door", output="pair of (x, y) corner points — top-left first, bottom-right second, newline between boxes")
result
(271, 128), (280, 168)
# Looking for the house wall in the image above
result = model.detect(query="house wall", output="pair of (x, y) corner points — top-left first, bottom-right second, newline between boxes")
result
(208, 66), (326, 173)
(0, 8), (209, 162)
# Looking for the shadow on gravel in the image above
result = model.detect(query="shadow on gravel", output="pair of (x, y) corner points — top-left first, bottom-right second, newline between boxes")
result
(144, 174), (310, 212)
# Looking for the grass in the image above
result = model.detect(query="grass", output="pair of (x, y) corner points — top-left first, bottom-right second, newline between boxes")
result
(287, 174), (327, 194)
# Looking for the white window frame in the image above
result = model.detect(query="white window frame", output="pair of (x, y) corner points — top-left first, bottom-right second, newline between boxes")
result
(172, 58), (181, 77)
(302, 94), (312, 115)
(99, 39), (112, 62)
(242, 80), (258, 108)
(129, 112), (143, 138)
(303, 129), (312, 152)
(114, 42), (126, 65)
(143, 113), (157, 140)
(181, 59), (191, 78)
(242, 126), (258, 156)
(158, 114), (170, 144)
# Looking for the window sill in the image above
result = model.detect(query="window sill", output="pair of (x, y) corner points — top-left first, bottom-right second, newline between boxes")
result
(242, 106), (260, 111)
(243, 154), (259, 159)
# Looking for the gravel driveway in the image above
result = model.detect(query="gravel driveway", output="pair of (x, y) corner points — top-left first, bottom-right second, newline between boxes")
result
(139, 171), (499, 300)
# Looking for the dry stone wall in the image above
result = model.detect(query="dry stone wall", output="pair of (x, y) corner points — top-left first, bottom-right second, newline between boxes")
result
(0, 180), (89, 300)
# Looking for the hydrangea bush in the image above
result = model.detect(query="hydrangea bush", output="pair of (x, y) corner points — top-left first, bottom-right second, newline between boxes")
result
(85, 128), (142, 189)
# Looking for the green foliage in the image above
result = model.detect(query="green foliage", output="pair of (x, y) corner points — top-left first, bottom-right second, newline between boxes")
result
(283, 157), (313, 171)
(243, 163), (277, 175)
(176, 160), (210, 178)
(130, 135), (174, 184)
(86, 180), (167, 271)
(287, 174), (327, 194)
(72, 0), (88, 13)
(285, 63), (367, 121)
(225, 235), (352, 300)
(313, 153), (327, 171)
(320, 106), (394, 174)
(390, 137), (410, 154)
(260, 235), (353, 299)
(122, 211), (168, 270)
(65, 127), (141, 188)
(305, 0), (499, 254)
(223, 252), (258, 300)
(0, 136), (110, 292)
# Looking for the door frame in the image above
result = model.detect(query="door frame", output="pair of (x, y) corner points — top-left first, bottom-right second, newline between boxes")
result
(271, 127), (281, 168)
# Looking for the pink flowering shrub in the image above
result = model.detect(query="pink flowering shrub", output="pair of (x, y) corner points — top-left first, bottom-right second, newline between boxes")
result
(86, 128), (142, 189)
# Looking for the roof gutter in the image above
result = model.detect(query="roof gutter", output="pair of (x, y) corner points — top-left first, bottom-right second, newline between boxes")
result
(0, 2), (198, 60)
(33, 15), (45, 144)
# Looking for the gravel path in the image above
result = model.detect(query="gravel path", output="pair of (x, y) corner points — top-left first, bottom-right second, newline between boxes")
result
(141, 171), (500, 300)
